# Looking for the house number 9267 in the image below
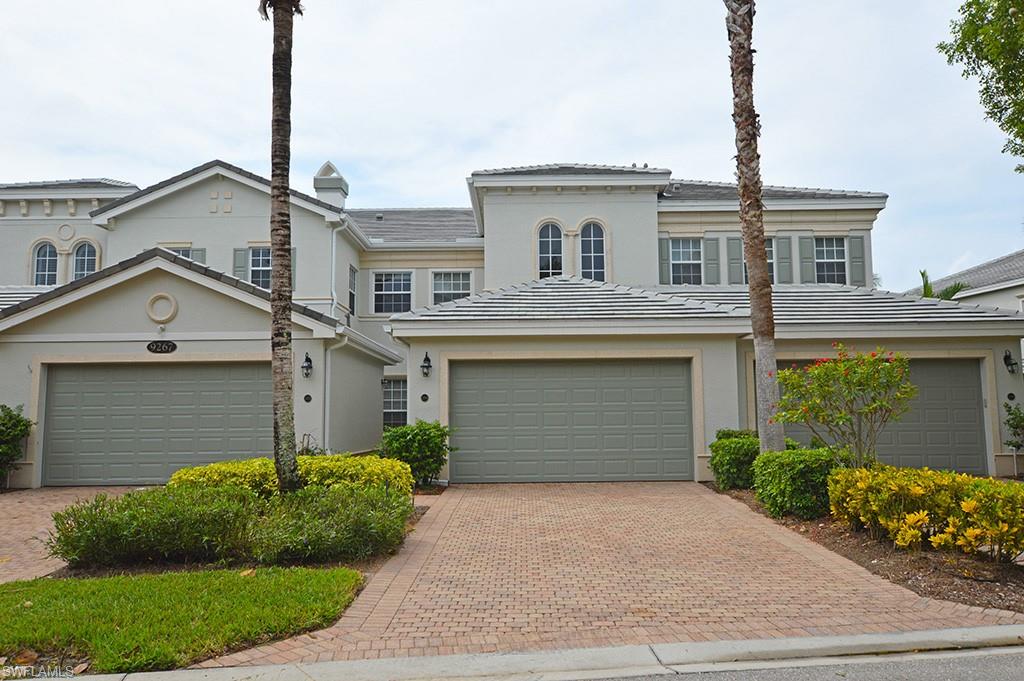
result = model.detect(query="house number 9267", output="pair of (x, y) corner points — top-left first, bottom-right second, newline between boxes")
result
(146, 340), (177, 354)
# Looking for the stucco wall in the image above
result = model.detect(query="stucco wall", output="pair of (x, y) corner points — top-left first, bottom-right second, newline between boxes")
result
(326, 343), (385, 454)
(957, 287), (1024, 312)
(0, 210), (110, 286)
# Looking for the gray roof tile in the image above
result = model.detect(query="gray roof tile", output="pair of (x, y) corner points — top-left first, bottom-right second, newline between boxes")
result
(471, 163), (671, 176)
(906, 248), (1024, 295)
(0, 285), (54, 310)
(0, 178), (137, 191)
(659, 179), (887, 202)
(347, 208), (479, 243)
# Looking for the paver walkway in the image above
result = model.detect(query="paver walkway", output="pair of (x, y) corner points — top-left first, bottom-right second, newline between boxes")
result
(0, 486), (135, 582)
(207, 482), (1024, 666)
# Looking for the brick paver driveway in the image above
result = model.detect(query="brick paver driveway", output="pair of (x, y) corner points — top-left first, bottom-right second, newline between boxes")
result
(0, 487), (135, 583)
(210, 482), (1024, 666)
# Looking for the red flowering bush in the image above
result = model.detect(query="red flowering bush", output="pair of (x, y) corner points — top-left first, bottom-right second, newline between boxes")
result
(774, 343), (918, 467)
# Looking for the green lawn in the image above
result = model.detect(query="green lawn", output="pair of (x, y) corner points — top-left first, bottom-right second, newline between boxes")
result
(0, 567), (361, 673)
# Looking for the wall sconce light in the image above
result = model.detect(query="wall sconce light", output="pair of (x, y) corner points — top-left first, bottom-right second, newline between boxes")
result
(1005, 350), (1019, 375)
(301, 352), (313, 379)
(420, 352), (432, 377)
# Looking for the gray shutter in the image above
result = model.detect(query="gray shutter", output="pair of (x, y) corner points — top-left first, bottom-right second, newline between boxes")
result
(775, 237), (792, 284)
(233, 248), (249, 281)
(291, 247), (297, 289)
(726, 237), (744, 284)
(658, 237), (671, 284)
(848, 236), (866, 287)
(189, 248), (206, 264)
(702, 238), (720, 285)
(798, 236), (816, 284)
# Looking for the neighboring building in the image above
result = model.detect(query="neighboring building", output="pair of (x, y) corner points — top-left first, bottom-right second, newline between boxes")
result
(1, 160), (1021, 487)
(908, 248), (1024, 311)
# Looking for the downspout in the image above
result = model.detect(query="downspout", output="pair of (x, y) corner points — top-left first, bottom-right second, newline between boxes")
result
(322, 336), (349, 450)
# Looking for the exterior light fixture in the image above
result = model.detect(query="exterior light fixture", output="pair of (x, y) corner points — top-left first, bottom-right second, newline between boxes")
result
(1005, 350), (1019, 375)
(420, 352), (433, 377)
(301, 353), (313, 379)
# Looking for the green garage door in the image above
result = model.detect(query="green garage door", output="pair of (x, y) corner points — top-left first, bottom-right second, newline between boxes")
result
(449, 359), (693, 482)
(784, 359), (988, 475)
(43, 363), (273, 485)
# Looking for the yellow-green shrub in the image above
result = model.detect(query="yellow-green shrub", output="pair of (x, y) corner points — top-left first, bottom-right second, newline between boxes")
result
(828, 465), (1024, 561)
(169, 454), (413, 497)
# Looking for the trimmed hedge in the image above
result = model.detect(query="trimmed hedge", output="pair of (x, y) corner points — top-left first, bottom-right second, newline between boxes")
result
(709, 434), (801, 490)
(753, 448), (851, 519)
(168, 454), (413, 497)
(714, 428), (757, 441)
(829, 466), (1024, 561)
(47, 484), (413, 568)
(379, 420), (452, 487)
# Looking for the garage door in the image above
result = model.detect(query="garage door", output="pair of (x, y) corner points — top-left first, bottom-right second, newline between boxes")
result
(449, 359), (693, 482)
(783, 359), (987, 475)
(43, 363), (273, 485)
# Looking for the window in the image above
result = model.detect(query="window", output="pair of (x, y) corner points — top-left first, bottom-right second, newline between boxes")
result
(72, 243), (97, 280)
(814, 237), (847, 284)
(33, 242), (57, 285)
(167, 247), (193, 259)
(373, 271), (412, 313)
(348, 266), (358, 314)
(579, 222), (606, 281)
(432, 271), (471, 304)
(743, 237), (775, 284)
(538, 223), (563, 278)
(249, 247), (272, 289)
(669, 238), (702, 285)
(382, 379), (407, 429)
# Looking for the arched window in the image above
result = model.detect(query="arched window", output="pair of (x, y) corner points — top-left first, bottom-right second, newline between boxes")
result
(538, 223), (563, 278)
(33, 242), (58, 285)
(579, 222), (605, 281)
(72, 242), (97, 280)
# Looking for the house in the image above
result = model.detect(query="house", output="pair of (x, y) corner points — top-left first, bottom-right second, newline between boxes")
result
(908, 248), (1024, 311)
(1, 160), (1021, 488)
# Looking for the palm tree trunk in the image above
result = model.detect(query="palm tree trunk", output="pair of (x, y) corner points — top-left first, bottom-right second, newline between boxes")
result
(724, 0), (785, 453)
(265, 0), (302, 491)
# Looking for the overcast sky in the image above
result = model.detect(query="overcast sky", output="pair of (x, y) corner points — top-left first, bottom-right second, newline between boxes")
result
(2, 1), (1021, 291)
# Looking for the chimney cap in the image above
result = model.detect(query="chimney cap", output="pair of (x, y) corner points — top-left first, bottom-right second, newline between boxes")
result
(313, 161), (349, 197)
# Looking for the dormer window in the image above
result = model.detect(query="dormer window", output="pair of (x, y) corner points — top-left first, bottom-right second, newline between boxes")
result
(579, 222), (606, 281)
(72, 242), (97, 280)
(538, 223), (563, 278)
(33, 242), (58, 285)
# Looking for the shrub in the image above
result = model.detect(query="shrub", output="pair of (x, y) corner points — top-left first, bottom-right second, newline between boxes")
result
(774, 344), (918, 467)
(0, 404), (33, 485)
(829, 466), (1024, 561)
(714, 428), (757, 441)
(48, 483), (413, 568)
(168, 454), (413, 497)
(379, 420), (453, 487)
(753, 448), (852, 519)
(710, 434), (801, 490)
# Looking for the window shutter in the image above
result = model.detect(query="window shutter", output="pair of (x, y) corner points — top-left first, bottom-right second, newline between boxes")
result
(233, 248), (249, 281)
(291, 247), (297, 289)
(798, 236), (816, 283)
(702, 238), (720, 285)
(190, 248), (206, 264)
(848, 236), (866, 286)
(658, 237), (670, 284)
(775, 237), (792, 284)
(726, 237), (744, 284)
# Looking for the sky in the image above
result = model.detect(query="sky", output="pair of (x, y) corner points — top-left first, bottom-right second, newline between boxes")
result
(1, 1), (1021, 291)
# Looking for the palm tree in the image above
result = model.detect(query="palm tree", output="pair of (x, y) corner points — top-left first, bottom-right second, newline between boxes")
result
(724, 0), (785, 452)
(919, 270), (968, 300)
(260, 0), (303, 491)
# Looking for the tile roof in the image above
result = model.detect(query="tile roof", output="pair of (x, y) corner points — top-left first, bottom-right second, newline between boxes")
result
(0, 178), (138, 191)
(659, 179), (887, 202)
(0, 248), (340, 327)
(0, 285), (54, 310)
(390, 277), (743, 321)
(471, 163), (671, 176)
(346, 208), (480, 243)
(906, 248), (1024, 295)
(90, 160), (343, 218)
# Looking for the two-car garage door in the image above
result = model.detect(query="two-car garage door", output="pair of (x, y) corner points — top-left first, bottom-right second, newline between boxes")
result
(43, 363), (273, 485)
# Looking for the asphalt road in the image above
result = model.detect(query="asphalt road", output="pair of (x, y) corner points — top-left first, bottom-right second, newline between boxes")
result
(599, 648), (1024, 681)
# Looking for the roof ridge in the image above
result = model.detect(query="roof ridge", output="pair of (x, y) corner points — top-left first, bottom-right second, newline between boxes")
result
(472, 163), (671, 175)
(665, 178), (887, 198)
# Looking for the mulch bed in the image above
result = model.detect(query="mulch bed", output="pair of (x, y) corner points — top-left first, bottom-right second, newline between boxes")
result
(414, 484), (447, 496)
(706, 483), (1024, 614)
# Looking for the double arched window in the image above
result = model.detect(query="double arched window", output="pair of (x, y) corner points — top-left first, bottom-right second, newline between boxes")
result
(33, 242), (58, 285)
(538, 223), (563, 278)
(579, 222), (606, 281)
(72, 242), (97, 280)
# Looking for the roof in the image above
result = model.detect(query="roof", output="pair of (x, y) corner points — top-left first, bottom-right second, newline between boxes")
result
(471, 163), (671, 176)
(346, 208), (479, 243)
(906, 249), (1024, 296)
(659, 179), (887, 202)
(0, 248), (339, 327)
(90, 160), (344, 218)
(0, 285), (54, 310)
(0, 178), (138, 191)
(390, 277), (743, 321)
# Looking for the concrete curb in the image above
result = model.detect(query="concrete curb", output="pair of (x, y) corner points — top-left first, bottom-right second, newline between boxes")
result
(122, 625), (1024, 681)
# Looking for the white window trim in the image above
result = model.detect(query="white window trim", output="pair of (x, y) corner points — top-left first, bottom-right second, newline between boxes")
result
(71, 240), (100, 281)
(348, 265), (358, 314)
(248, 246), (272, 289)
(536, 220), (565, 279)
(31, 240), (59, 286)
(368, 269), (415, 316)
(669, 237), (703, 285)
(577, 220), (610, 282)
(429, 268), (474, 305)
(382, 377), (408, 428)
(813, 236), (849, 284)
